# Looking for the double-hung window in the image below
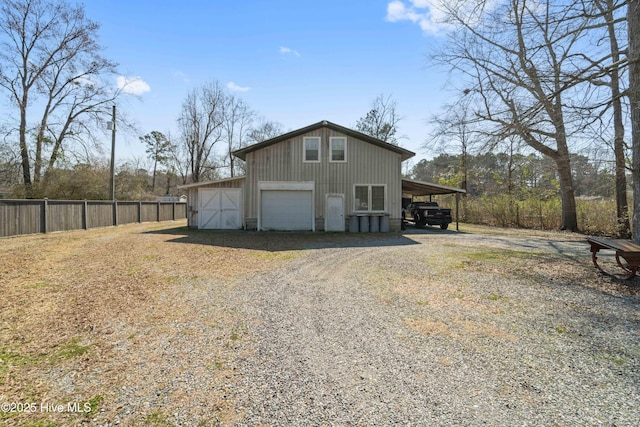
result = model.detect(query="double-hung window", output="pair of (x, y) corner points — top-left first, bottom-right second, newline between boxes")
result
(303, 137), (321, 162)
(354, 185), (386, 212)
(330, 137), (346, 162)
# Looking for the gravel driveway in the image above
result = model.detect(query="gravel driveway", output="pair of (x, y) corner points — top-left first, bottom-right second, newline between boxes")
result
(228, 230), (639, 426)
(3, 224), (638, 426)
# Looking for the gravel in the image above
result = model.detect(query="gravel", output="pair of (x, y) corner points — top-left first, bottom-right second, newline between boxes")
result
(5, 223), (638, 426)
(227, 230), (640, 426)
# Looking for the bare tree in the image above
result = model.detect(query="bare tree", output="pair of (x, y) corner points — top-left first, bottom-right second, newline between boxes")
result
(222, 94), (254, 177)
(247, 118), (284, 143)
(433, 0), (613, 231)
(166, 130), (189, 185)
(427, 95), (486, 194)
(0, 0), (123, 196)
(630, 0), (640, 242)
(582, 0), (631, 237)
(355, 94), (403, 144)
(0, 131), (21, 189)
(177, 81), (225, 183)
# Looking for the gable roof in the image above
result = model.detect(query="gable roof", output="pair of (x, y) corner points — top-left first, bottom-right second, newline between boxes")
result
(232, 120), (415, 162)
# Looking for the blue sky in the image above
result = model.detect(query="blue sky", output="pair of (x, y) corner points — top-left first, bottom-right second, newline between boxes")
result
(81, 0), (453, 165)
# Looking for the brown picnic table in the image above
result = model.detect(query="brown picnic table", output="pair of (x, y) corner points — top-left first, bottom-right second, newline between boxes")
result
(587, 237), (640, 280)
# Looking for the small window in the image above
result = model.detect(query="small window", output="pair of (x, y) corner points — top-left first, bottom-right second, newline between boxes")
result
(304, 137), (321, 162)
(330, 137), (346, 162)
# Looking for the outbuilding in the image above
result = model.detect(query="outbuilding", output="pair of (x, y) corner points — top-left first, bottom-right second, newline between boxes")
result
(178, 121), (465, 232)
(179, 176), (245, 230)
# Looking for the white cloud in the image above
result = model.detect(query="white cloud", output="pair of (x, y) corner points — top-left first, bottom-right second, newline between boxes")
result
(227, 81), (250, 92)
(385, 0), (451, 34)
(117, 76), (151, 95)
(386, 0), (409, 22)
(280, 46), (300, 57)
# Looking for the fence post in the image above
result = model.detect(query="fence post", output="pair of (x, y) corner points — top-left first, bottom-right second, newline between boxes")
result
(83, 200), (88, 230)
(4, 198), (187, 238)
(42, 198), (48, 234)
(456, 194), (459, 232)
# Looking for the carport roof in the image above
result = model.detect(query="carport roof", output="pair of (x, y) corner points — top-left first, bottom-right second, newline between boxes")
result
(402, 178), (466, 196)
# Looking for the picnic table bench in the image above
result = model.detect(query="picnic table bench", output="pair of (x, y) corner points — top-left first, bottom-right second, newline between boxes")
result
(587, 237), (640, 280)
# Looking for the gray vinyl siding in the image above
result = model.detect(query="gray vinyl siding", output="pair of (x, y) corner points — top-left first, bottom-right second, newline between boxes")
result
(244, 127), (403, 229)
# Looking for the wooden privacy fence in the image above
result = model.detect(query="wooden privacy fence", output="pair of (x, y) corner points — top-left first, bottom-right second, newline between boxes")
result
(0, 199), (187, 238)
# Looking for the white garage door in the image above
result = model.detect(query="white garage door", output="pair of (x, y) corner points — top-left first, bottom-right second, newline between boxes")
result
(261, 190), (313, 231)
(198, 188), (242, 229)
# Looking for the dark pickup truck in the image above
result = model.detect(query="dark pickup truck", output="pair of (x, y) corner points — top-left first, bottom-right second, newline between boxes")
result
(403, 202), (452, 230)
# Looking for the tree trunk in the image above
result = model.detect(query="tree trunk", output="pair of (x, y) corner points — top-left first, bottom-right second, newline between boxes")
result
(555, 149), (579, 232)
(34, 123), (45, 184)
(615, 133), (631, 237)
(152, 157), (158, 192)
(602, 0), (631, 238)
(630, 0), (640, 243)
(18, 101), (32, 192)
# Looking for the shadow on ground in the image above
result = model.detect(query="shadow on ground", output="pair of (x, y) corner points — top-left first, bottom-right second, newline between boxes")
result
(145, 227), (425, 252)
(401, 221), (466, 235)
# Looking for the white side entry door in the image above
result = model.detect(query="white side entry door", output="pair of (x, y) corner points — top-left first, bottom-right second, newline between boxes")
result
(325, 194), (345, 232)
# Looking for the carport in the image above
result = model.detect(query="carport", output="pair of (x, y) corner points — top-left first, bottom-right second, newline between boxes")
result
(401, 178), (466, 231)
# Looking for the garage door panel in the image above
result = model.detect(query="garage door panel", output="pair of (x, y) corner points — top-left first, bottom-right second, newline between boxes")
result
(199, 188), (242, 229)
(221, 209), (241, 229)
(202, 211), (221, 229)
(221, 191), (240, 209)
(261, 190), (312, 231)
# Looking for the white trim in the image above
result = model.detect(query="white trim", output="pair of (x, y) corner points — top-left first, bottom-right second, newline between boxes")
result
(303, 136), (321, 163)
(257, 181), (315, 231)
(329, 136), (347, 163)
(325, 193), (345, 232)
(353, 184), (387, 213)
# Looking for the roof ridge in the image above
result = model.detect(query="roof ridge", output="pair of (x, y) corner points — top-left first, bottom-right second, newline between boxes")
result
(232, 120), (415, 161)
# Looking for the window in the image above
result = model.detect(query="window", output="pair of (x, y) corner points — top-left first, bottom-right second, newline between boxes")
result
(303, 137), (321, 162)
(330, 137), (346, 162)
(371, 186), (385, 210)
(355, 185), (369, 210)
(354, 185), (386, 212)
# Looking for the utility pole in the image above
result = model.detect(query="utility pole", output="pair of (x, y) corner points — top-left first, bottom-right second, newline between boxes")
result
(109, 105), (116, 200)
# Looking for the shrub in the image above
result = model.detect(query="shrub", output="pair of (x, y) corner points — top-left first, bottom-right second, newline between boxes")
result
(437, 194), (622, 235)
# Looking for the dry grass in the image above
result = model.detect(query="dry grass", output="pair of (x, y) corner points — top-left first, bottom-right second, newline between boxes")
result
(370, 226), (639, 352)
(0, 221), (299, 426)
(1, 221), (638, 425)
